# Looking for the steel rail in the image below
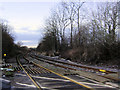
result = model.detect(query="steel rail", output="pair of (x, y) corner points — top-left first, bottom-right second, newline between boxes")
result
(33, 55), (117, 74)
(29, 55), (120, 82)
(23, 56), (93, 90)
(16, 56), (42, 90)
(26, 56), (77, 70)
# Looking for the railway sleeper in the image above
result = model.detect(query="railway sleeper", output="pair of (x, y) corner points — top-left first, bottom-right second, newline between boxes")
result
(34, 68), (44, 74)
(37, 68), (49, 74)
(37, 69), (46, 74)
(26, 68), (33, 74)
(31, 68), (38, 74)
(33, 70), (40, 75)
(19, 66), (22, 71)
(14, 67), (18, 71)
(40, 67), (50, 73)
(64, 73), (79, 76)
(32, 67), (49, 74)
(36, 69), (45, 74)
(13, 66), (22, 71)
(32, 68), (40, 74)
(27, 68), (33, 74)
(15, 67), (19, 71)
(31, 69), (38, 74)
(26, 68), (34, 74)
(29, 67), (36, 75)
(2, 64), (12, 68)
(37, 69), (45, 74)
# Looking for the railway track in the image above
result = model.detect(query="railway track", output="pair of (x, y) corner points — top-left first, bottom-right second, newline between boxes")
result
(29, 54), (119, 82)
(17, 55), (98, 90)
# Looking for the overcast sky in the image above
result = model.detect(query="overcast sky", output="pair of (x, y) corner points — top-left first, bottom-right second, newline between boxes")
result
(0, 0), (117, 48)
(0, 2), (59, 48)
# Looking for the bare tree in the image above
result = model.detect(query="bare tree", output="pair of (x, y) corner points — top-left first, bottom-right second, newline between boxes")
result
(63, 2), (77, 48)
(55, 2), (70, 43)
(90, 2), (118, 45)
(75, 1), (85, 46)
(17, 41), (23, 47)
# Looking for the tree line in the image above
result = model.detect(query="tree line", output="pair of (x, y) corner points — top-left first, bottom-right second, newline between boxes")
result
(37, 1), (120, 64)
(1, 20), (28, 59)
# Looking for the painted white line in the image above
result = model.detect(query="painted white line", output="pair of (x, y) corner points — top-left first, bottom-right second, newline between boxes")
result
(16, 82), (36, 88)
(79, 82), (104, 86)
(15, 73), (27, 76)
(31, 75), (70, 82)
(76, 75), (100, 84)
(36, 81), (57, 90)
(79, 82), (114, 88)
(76, 75), (117, 88)
(106, 82), (119, 88)
(40, 85), (74, 89)
(39, 81), (71, 85)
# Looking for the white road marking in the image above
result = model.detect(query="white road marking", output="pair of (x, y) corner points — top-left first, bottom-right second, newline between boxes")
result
(79, 82), (114, 88)
(16, 82), (36, 87)
(76, 75), (117, 88)
(36, 81), (57, 90)
(39, 81), (70, 85)
(15, 73), (27, 76)
(40, 84), (74, 89)
(66, 75), (115, 88)
(32, 75), (70, 82)
(76, 75), (100, 84)
(105, 82), (119, 88)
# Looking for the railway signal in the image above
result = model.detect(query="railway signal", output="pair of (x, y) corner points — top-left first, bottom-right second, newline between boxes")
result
(4, 54), (6, 57)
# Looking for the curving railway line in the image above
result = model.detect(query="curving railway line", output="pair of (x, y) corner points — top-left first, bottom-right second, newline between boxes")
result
(29, 54), (119, 82)
(16, 55), (95, 90)
(15, 54), (119, 90)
